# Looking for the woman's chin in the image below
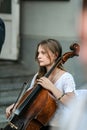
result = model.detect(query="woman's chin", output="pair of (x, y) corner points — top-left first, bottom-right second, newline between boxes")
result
(39, 63), (46, 67)
(40, 64), (45, 67)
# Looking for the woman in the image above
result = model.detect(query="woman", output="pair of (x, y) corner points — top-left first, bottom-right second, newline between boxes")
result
(5, 39), (76, 129)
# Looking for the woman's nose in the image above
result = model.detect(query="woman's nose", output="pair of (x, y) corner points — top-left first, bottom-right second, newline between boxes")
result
(38, 53), (41, 59)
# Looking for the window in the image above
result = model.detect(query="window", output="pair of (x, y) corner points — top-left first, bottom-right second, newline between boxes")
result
(0, 0), (20, 60)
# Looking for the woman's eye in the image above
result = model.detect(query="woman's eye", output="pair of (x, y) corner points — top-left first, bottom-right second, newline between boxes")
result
(37, 50), (46, 56)
(42, 51), (46, 54)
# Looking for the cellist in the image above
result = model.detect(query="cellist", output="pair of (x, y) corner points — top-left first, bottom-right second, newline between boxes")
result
(5, 39), (76, 129)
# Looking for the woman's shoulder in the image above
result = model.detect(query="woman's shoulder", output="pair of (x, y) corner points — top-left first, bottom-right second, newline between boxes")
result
(57, 71), (75, 84)
(61, 72), (74, 79)
(55, 71), (75, 85)
(55, 71), (76, 92)
(33, 73), (38, 79)
(28, 73), (38, 90)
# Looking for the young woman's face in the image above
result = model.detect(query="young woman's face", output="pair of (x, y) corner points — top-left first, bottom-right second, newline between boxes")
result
(37, 45), (57, 67)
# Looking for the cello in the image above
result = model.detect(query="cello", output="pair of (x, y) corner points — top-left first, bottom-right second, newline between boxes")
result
(3, 43), (80, 130)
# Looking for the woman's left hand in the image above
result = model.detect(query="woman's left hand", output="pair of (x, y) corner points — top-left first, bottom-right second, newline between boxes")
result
(37, 77), (54, 92)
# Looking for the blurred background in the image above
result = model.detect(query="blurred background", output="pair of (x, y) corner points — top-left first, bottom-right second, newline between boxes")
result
(0, 0), (86, 127)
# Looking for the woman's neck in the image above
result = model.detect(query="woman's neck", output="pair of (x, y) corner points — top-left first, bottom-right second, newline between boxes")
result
(46, 63), (55, 72)
(48, 67), (61, 81)
(46, 65), (60, 75)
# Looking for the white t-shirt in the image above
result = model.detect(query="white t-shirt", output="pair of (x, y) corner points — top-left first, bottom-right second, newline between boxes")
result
(28, 72), (76, 127)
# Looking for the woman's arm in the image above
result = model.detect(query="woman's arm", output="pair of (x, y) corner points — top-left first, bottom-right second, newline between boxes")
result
(51, 86), (75, 105)
(6, 103), (14, 118)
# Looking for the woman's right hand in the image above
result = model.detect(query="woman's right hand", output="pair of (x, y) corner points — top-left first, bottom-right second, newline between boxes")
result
(6, 103), (14, 118)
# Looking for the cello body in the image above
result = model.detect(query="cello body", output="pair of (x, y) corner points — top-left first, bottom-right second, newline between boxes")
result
(16, 88), (57, 130)
(3, 89), (57, 130)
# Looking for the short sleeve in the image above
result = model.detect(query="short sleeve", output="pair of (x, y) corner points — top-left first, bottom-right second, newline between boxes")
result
(63, 73), (76, 93)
